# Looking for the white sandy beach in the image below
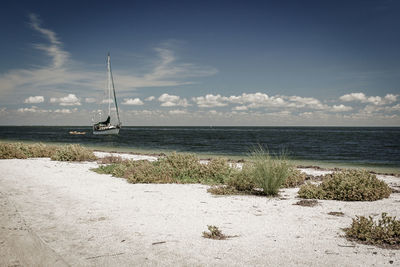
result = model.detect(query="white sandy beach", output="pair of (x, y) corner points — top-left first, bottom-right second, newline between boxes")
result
(0, 155), (399, 266)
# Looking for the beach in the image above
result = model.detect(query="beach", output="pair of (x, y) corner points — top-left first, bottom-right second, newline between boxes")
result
(0, 153), (399, 266)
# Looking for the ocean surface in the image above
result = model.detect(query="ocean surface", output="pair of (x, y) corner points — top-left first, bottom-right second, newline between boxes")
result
(0, 126), (399, 168)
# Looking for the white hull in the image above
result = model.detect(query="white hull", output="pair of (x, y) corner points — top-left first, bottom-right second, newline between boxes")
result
(93, 128), (120, 135)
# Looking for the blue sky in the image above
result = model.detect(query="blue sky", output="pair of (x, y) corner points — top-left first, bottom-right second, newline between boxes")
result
(0, 0), (399, 126)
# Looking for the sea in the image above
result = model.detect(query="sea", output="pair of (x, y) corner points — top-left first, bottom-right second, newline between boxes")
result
(0, 126), (399, 171)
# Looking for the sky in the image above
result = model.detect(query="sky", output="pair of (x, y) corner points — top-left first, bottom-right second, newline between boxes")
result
(0, 0), (399, 126)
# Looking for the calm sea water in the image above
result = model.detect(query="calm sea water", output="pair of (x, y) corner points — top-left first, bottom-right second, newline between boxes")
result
(0, 126), (399, 168)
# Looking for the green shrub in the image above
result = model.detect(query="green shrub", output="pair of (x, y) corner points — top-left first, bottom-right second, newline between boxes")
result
(344, 213), (400, 248)
(92, 153), (233, 185)
(283, 168), (307, 188)
(298, 170), (391, 201)
(51, 144), (97, 162)
(226, 164), (255, 191)
(248, 148), (291, 196)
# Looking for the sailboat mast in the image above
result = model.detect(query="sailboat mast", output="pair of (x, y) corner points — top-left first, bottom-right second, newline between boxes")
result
(107, 53), (111, 117)
(109, 54), (121, 126)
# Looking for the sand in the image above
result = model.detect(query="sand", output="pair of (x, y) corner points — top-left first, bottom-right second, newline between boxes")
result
(0, 156), (399, 266)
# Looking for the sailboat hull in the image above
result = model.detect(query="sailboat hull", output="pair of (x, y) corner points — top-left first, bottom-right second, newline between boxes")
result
(93, 127), (120, 135)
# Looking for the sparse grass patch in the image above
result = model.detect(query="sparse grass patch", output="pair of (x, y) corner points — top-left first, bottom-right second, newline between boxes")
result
(293, 199), (318, 207)
(328, 211), (344, 216)
(97, 155), (124, 164)
(298, 170), (391, 201)
(51, 144), (97, 162)
(207, 185), (241, 195)
(202, 225), (227, 240)
(344, 213), (400, 249)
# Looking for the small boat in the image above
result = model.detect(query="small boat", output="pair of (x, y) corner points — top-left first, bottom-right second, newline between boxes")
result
(69, 131), (86, 135)
(93, 53), (122, 135)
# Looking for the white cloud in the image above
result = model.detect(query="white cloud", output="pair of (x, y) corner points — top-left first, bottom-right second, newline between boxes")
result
(233, 105), (248, 111)
(158, 93), (190, 107)
(0, 14), (217, 104)
(54, 108), (77, 114)
(122, 98), (144, 105)
(101, 99), (114, 104)
(192, 94), (228, 108)
(85, 97), (96, 103)
(287, 96), (328, 110)
(24, 96), (44, 104)
(145, 96), (155, 101)
(331, 104), (353, 112)
(50, 94), (81, 106)
(169, 109), (187, 115)
(17, 106), (50, 113)
(340, 92), (398, 105)
(29, 13), (69, 68)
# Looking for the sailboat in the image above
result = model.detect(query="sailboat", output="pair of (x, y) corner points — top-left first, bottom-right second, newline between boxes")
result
(93, 53), (122, 135)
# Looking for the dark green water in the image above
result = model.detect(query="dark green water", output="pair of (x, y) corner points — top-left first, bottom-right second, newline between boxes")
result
(0, 126), (399, 169)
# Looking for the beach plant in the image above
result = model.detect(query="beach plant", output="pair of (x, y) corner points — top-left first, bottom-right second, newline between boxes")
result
(92, 152), (233, 185)
(282, 168), (307, 188)
(202, 225), (227, 240)
(344, 213), (400, 248)
(298, 170), (391, 201)
(51, 144), (97, 162)
(247, 147), (291, 196)
(0, 142), (56, 159)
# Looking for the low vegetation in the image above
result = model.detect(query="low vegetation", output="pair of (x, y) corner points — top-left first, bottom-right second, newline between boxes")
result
(344, 213), (400, 249)
(0, 142), (56, 159)
(0, 142), (97, 162)
(51, 144), (97, 162)
(202, 225), (227, 240)
(298, 170), (391, 201)
(93, 152), (233, 185)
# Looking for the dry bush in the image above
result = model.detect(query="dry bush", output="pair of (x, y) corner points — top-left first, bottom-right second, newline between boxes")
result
(344, 213), (400, 249)
(51, 144), (97, 162)
(202, 225), (227, 240)
(207, 185), (241, 195)
(298, 170), (391, 201)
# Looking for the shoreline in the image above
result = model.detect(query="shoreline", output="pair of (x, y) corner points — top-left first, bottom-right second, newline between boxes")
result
(0, 157), (399, 266)
(2, 139), (399, 175)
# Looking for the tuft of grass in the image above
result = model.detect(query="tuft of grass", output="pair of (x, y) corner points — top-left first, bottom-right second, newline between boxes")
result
(344, 213), (400, 249)
(51, 144), (97, 162)
(298, 169), (391, 201)
(202, 225), (227, 240)
(248, 147), (291, 196)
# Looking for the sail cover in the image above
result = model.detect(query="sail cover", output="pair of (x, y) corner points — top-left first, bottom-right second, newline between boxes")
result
(94, 116), (110, 126)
